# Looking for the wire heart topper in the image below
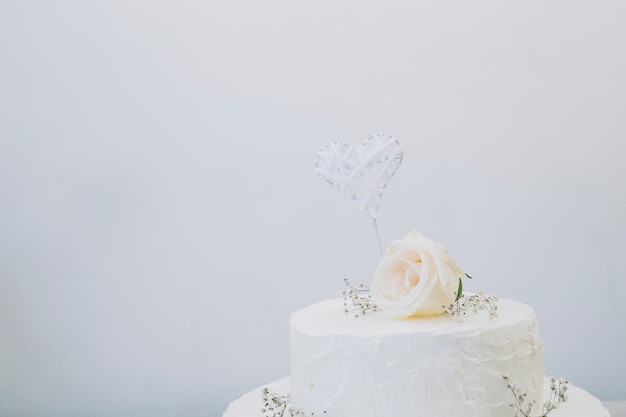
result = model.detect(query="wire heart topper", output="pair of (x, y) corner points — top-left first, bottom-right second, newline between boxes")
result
(315, 133), (403, 223)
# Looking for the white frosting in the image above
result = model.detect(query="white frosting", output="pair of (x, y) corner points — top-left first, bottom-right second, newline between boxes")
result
(290, 297), (545, 417)
(222, 378), (611, 417)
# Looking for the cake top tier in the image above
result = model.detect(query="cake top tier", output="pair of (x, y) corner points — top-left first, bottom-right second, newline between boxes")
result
(291, 297), (536, 337)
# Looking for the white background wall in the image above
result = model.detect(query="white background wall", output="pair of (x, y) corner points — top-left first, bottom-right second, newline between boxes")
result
(1, 1), (625, 416)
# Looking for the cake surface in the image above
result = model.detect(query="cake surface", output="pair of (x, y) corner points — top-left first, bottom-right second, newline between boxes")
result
(290, 297), (544, 417)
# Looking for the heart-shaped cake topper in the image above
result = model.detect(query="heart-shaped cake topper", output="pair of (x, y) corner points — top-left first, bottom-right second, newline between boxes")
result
(315, 133), (403, 255)
(315, 132), (403, 223)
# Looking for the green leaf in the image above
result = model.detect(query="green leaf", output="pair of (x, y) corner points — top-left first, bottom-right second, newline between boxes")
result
(455, 277), (463, 302)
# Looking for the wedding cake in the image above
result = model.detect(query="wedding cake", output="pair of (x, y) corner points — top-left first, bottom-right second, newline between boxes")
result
(290, 296), (543, 417)
(223, 135), (610, 417)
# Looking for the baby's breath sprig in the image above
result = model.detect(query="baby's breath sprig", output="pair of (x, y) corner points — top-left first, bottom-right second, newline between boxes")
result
(261, 388), (323, 417)
(542, 377), (569, 416)
(503, 375), (537, 417)
(341, 278), (380, 317)
(503, 375), (569, 417)
(444, 291), (499, 318)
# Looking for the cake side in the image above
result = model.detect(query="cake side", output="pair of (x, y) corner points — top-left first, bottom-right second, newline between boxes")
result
(290, 297), (544, 417)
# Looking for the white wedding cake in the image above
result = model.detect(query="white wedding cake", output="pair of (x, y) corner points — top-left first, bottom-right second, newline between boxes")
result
(290, 297), (543, 417)
(223, 136), (610, 417)
(223, 232), (610, 417)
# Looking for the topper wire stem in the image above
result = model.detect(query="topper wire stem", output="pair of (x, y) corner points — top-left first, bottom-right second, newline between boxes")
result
(373, 219), (383, 258)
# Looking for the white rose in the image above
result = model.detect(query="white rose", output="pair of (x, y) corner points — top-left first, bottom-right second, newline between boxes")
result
(370, 230), (464, 317)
